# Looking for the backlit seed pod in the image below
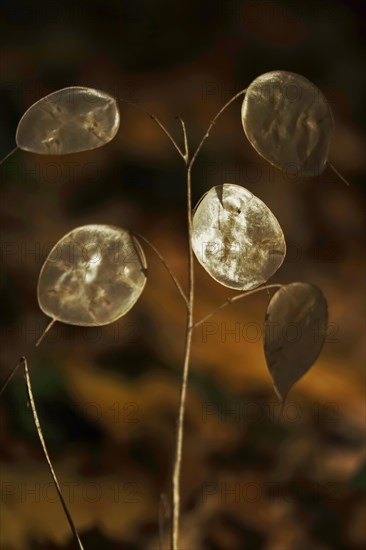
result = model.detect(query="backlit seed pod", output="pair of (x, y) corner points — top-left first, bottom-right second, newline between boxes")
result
(37, 225), (147, 326)
(192, 184), (286, 290)
(16, 87), (120, 154)
(264, 282), (328, 401)
(242, 71), (333, 176)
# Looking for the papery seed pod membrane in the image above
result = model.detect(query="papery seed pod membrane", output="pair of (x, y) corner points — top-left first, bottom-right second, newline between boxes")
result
(192, 184), (286, 290)
(242, 71), (333, 176)
(264, 282), (328, 401)
(37, 225), (147, 326)
(16, 87), (120, 154)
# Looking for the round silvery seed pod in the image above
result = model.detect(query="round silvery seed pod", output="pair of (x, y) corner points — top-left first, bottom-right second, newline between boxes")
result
(16, 87), (120, 154)
(38, 225), (147, 326)
(192, 184), (286, 290)
(242, 71), (333, 176)
(264, 282), (328, 401)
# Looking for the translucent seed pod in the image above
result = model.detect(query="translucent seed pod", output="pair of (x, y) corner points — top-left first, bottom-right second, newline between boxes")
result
(192, 184), (286, 290)
(16, 87), (120, 155)
(38, 225), (147, 326)
(264, 282), (328, 401)
(242, 71), (333, 176)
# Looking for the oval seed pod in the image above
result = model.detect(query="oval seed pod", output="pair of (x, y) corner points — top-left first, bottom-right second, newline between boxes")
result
(264, 282), (328, 402)
(16, 87), (120, 155)
(242, 71), (333, 176)
(192, 184), (286, 290)
(37, 225), (147, 326)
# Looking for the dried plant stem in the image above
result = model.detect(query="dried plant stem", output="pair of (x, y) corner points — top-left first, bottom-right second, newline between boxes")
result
(36, 318), (57, 347)
(170, 89), (253, 549)
(132, 232), (188, 308)
(0, 319), (58, 397)
(194, 283), (283, 329)
(190, 89), (247, 166)
(176, 117), (189, 162)
(119, 98), (185, 159)
(0, 361), (21, 398)
(1, 325), (84, 547)
(0, 146), (18, 166)
(21, 357), (84, 549)
(328, 161), (351, 186)
(171, 165), (194, 550)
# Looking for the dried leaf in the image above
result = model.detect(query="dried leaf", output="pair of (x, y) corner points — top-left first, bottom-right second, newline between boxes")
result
(16, 87), (120, 154)
(37, 225), (147, 326)
(264, 282), (328, 401)
(242, 71), (333, 176)
(192, 184), (286, 290)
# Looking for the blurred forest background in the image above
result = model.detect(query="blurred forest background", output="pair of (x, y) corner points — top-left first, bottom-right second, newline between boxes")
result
(0, 0), (365, 548)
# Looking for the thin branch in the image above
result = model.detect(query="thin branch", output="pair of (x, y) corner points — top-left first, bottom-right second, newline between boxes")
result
(21, 357), (84, 549)
(328, 161), (350, 186)
(176, 117), (189, 163)
(194, 283), (283, 329)
(170, 87), (250, 549)
(0, 146), (18, 166)
(0, 319), (57, 398)
(171, 166), (195, 550)
(0, 361), (21, 398)
(132, 232), (188, 308)
(36, 318), (57, 348)
(119, 98), (185, 160)
(189, 89), (247, 168)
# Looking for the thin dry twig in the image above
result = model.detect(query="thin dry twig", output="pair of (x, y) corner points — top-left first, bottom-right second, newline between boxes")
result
(194, 283), (283, 329)
(36, 318), (57, 347)
(21, 356), (85, 550)
(171, 165), (194, 550)
(328, 161), (351, 186)
(118, 97), (195, 550)
(190, 89), (247, 167)
(171, 88), (254, 549)
(176, 117), (189, 163)
(0, 361), (21, 398)
(0, 319), (57, 398)
(132, 232), (188, 308)
(0, 146), (18, 166)
(119, 98), (185, 160)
